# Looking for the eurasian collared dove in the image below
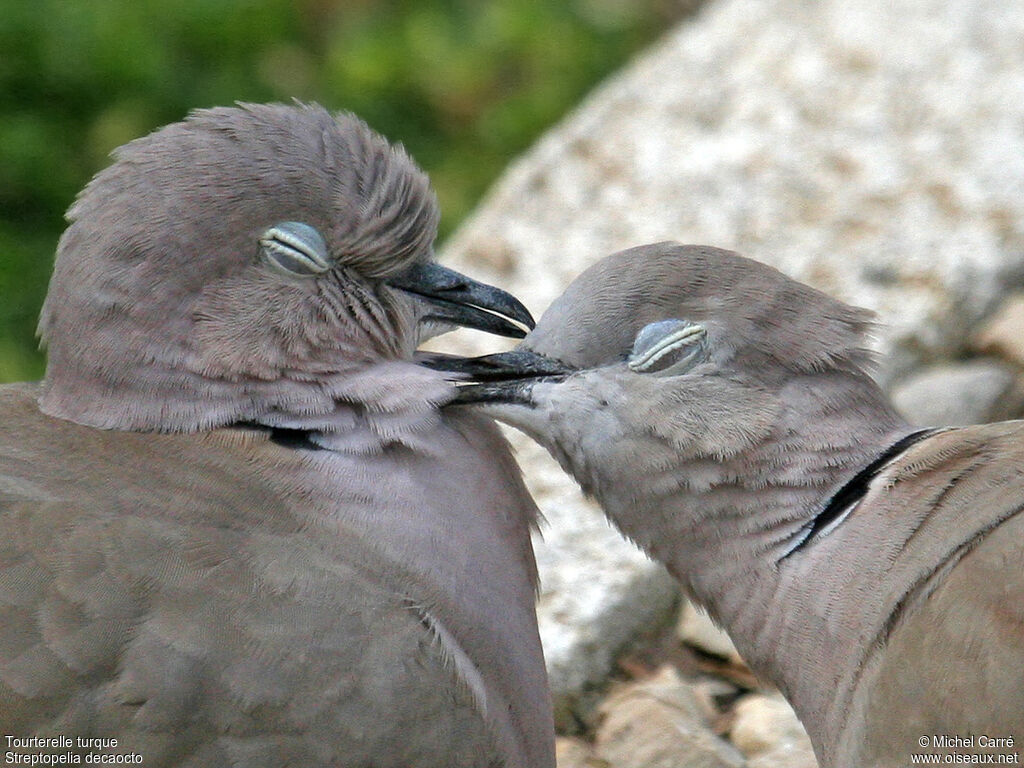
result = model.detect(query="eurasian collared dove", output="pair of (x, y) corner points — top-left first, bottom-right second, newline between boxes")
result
(1, 103), (554, 768)
(428, 243), (1024, 768)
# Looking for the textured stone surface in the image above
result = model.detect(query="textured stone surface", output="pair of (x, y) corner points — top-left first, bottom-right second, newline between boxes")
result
(436, 0), (1024, 735)
(595, 666), (747, 768)
(890, 359), (1022, 426)
(555, 737), (598, 768)
(974, 293), (1024, 367)
(731, 694), (819, 768)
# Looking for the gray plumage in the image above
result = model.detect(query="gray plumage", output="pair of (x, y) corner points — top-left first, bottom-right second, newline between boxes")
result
(430, 243), (1024, 767)
(2, 103), (553, 768)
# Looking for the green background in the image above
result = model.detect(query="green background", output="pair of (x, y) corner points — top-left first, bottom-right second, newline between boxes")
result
(0, 0), (684, 383)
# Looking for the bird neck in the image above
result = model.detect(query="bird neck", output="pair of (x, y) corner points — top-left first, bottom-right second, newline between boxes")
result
(39, 354), (454, 451)
(582, 371), (914, 751)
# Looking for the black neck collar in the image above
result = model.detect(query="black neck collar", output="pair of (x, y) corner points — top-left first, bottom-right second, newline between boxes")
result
(779, 429), (935, 560)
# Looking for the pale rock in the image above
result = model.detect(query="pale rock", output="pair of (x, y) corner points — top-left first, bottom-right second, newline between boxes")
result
(595, 666), (746, 768)
(730, 694), (818, 768)
(890, 359), (1022, 426)
(555, 737), (599, 768)
(974, 293), (1024, 368)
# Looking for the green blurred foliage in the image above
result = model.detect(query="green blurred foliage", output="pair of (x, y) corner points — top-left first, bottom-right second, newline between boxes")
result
(0, 0), (681, 382)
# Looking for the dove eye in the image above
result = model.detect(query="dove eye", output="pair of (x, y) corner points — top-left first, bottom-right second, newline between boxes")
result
(259, 222), (331, 277)
(628, 319), (708, 375)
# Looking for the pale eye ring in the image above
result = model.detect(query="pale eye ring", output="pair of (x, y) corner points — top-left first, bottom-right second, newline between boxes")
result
(628, 319), (707, 374)
(259, 221), (331, 277)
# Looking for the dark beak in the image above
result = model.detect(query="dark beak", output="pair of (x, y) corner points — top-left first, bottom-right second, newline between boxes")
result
(419, 349), (575, 404)
(387, 262), (535, 339)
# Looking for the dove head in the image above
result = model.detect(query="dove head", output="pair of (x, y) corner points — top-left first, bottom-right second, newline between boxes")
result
(429, 243), (905, 505)
(38, 103), (532, 433)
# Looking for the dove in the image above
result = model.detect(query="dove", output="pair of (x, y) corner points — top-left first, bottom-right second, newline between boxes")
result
(428, 242), (1024, 767)
(1, 103), (553, 768)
